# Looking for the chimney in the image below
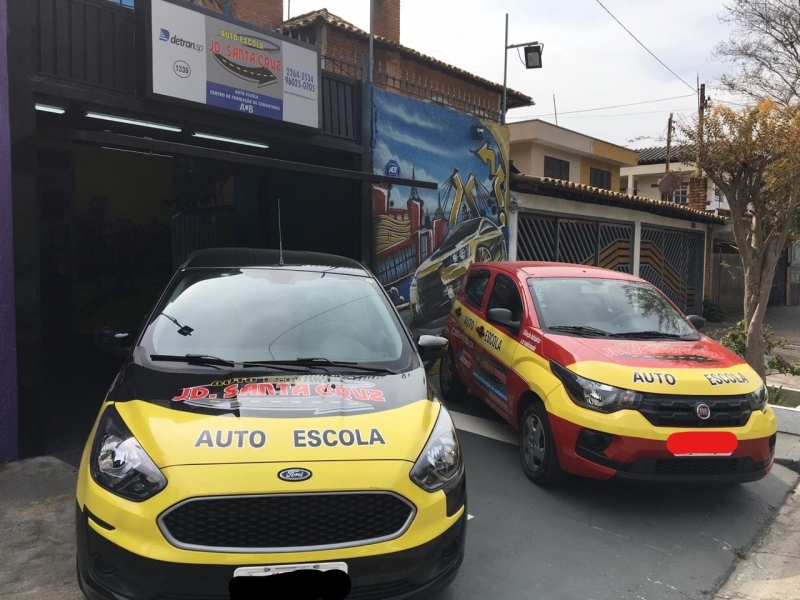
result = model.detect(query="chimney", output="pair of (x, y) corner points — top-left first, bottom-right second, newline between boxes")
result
(230, 0), (284, 30)
(687, 176), (708, 212)
(374, 0), (400, 43)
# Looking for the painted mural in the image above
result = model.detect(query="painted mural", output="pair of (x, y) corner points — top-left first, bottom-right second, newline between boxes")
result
(372, 88), (510, 332)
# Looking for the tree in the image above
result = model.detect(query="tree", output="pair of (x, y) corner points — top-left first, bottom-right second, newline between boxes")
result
(680, 101), (800, 378)
(714, 0), (800, 107)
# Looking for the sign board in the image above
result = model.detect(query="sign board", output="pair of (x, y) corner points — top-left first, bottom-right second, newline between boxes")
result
(149, 0), (320, 129)
(385, 160), (401, 178)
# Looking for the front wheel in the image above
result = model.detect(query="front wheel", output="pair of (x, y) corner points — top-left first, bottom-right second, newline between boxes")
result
(439, 348), (467, 402)
(519, 402), (565, 486)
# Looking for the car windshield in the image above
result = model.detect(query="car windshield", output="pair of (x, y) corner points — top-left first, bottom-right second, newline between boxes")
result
(139, 268), (414, 369)
(429, 218), (483, 260)
(527, 277), (698, 339)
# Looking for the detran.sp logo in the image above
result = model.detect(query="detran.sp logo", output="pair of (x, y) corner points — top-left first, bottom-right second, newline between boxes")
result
(158, 27), (204, 53)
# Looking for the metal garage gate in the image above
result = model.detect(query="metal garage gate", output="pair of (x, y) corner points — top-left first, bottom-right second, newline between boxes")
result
(517, 213), (634, 273)
(639, 226), (704, 315)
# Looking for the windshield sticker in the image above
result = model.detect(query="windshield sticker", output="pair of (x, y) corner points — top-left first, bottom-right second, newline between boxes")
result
(601, 342), (725, 364)
(293, 428), (386, 448)
(633, 372), (677, 385)
(195, 430), (267, 448)
(704, 372), (749, 386)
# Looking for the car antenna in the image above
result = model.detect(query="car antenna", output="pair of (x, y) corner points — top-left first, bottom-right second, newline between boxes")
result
(277, 198), (284, 266)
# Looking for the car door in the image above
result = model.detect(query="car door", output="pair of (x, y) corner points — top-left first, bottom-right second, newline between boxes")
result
(472, 272), (526, 419)
(450, 268), (492, 393)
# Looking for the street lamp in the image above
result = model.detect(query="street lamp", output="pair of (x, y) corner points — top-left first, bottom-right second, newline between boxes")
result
(501, 13), (543, 125)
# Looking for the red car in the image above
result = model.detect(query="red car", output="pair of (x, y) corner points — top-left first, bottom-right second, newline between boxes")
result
(439, 262), (777, 485)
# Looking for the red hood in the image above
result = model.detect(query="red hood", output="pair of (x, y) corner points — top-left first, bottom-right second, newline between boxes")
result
(543, 334), (745, 370)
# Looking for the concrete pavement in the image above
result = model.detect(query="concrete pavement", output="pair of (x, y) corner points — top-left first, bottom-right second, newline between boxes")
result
(2, 428), (799, 600)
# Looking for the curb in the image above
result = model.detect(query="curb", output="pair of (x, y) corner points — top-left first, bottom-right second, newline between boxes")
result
(772, 404), (800, 435)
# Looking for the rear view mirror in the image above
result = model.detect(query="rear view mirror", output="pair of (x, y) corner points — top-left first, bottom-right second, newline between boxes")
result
(687, 315), (705, 331)
(95, 326), (133, 356)
(487, 308), (521, 332)
(417, 335), (449, 365)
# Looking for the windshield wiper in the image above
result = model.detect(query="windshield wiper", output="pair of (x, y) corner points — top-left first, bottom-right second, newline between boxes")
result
(548, 325), (615, 337)
(258, 357), (398, 374)
(241, 361), (311, 372)
(613, 331), (685, 339)
(150, 354), (236, 368)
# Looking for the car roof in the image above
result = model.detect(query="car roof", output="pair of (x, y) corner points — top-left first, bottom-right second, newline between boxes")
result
(180, 248), (370, 276)
(481, 261), (646, 283)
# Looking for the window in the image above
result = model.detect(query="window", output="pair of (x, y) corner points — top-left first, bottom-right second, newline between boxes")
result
(487, 275), (524, 324)
(107, 0), (134, 7)
(140, 268), (414, 369)
(670, 183), (688, 205)
(544, 156), (570, 181)
(590, 168), (612, 190)
(464, 270), (490, 309)
(527, 277), (697, 339)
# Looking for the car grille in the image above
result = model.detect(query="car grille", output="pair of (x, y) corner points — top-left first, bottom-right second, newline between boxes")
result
(630, 457), (758, 477)
(417, 272), (445, 310)
(159, 492), (415, 552)
(638, 394), (752, 428)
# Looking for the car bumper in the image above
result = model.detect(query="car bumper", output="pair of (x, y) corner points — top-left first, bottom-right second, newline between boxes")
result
(77, 503), (466, 600)
(545, 389), (777, 483)
(75, 460), (466, 600)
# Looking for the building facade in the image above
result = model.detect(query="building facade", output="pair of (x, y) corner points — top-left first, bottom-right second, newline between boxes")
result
(0, 0), (529, 461)
(510, 119), (639, 192)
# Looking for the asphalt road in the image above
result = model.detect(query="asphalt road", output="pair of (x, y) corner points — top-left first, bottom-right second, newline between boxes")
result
(433, 385), (799, 600)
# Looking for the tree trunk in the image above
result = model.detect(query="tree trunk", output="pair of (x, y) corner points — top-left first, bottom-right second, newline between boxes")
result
(741, 242), (783, 380)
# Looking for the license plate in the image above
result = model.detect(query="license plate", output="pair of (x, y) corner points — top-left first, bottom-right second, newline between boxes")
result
(234, 562), (348, 578)
(666, 431), (738, 457)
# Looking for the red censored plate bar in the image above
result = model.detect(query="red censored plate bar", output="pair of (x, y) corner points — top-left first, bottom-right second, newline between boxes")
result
(666, 431), (739, 457)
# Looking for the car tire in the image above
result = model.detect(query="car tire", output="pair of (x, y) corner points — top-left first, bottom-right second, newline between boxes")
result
(439, 347), (467, 403)
(519, 401), (565, 486)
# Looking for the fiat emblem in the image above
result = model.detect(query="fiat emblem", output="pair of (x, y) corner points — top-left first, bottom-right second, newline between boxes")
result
(278, 468), (312, 482)
(696, 404), (711, 420)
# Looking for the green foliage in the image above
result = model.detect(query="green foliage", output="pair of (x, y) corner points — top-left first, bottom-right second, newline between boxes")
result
(713, 320), (800, 377)
(733, 548), (749, 560)
(703, 296), (725, 323)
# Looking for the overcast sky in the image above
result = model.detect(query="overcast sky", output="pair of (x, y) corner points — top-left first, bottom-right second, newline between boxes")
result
(285, 0), (745, 149)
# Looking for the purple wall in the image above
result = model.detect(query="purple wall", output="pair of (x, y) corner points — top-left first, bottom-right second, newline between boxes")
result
(0, 0), (19, 461)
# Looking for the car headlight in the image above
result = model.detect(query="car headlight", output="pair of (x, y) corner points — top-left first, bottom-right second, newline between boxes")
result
(550, 360), (643, 413)
(90, 405), (167, 502)
(746, 383), (768, 412)
(448, 246), (471, 266)
(410, 405), (463, 492)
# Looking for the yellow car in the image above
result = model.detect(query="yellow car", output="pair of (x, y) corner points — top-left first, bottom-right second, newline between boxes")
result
(76, 249), (466, 600)
(410, 217), (506, 324)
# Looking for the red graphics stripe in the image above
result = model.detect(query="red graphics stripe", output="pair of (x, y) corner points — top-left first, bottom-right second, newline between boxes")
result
(666, 431), (739, 456)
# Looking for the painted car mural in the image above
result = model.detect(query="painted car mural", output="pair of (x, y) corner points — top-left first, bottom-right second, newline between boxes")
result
(371, 88), (510, 330)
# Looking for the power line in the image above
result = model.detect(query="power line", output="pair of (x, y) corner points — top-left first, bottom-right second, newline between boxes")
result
(551, 106), (696, 120)
(507, 94), (696, 120)
(593, 0), (697, 93)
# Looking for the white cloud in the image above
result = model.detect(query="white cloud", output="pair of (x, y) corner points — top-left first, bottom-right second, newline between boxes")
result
(286, 0), (736, 146)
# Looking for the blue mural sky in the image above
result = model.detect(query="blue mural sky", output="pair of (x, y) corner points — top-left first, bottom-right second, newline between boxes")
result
(372, 88), (506, 226)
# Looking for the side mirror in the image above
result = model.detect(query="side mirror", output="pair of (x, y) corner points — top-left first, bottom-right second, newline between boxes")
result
(687, 315), (706, 331)
(417, 335), (449, 363)
(487, 307), (521, 332)
(95, 326), (134, 356)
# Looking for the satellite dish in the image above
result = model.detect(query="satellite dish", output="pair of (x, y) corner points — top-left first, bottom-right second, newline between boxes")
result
(658, 171), (683, 195)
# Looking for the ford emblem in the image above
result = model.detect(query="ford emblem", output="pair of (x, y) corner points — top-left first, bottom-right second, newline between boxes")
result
(696, 404), (711, 420)
(278, 468), (312, 482)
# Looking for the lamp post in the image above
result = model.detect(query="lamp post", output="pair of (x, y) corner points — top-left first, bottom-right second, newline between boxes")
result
(501, 13), (543, 124)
